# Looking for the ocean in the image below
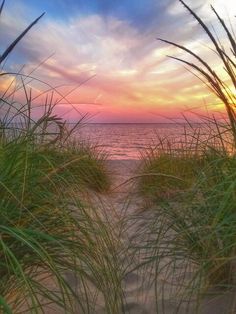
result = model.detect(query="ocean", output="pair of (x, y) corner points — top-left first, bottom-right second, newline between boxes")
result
(79, 123), (191, 160)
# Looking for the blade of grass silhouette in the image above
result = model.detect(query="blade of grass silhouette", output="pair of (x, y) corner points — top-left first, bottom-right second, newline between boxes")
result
(179, 0), (236, 89)
(211, 6), (236, 57)
(0, 13), (45, 64)
(111, 173), (186, 193)
(0, 0), (5, 16)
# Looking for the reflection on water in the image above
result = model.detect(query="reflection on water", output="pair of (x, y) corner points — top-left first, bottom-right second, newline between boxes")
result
(78, 123), (195, 160)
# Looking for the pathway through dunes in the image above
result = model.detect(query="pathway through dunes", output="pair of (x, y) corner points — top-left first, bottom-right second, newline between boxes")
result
(91, 160), (236, 314)
(83, 160), (159, 314)
(52, 160), (236, 314)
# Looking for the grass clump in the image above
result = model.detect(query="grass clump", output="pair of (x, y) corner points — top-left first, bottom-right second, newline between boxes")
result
(139, 144), (202, 201)
(138, 136), (236, 312)
(0, 3), (124, 313)
(0, 101), (118, 313)
(193, 155), (236, 287)
(137, 1), (236, 312)
(42, 143), (110, 193)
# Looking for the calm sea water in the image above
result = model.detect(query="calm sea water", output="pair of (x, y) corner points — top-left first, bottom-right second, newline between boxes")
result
(78, 123), (191, 160)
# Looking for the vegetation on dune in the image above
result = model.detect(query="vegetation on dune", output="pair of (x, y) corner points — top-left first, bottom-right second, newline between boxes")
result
(42, 143), (110, 193)
(140, 150), (236, 312)
(137, 0), (236, 312)
(138, 139), (203, 200)
(139, 142), (235, 200)
(0, 106), (113, 313)
(0, 2), (124, 313)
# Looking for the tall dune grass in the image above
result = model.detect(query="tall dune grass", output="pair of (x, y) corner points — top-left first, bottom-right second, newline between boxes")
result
(0, 2), (126, 313)
(0, 80), (122, 313)
(137, 1), (236, 312)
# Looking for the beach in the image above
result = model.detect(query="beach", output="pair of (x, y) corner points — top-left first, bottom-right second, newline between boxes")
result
(1, 0), (236, 311)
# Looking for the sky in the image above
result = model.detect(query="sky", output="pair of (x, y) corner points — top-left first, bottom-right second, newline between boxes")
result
(0, 0), (236, 122)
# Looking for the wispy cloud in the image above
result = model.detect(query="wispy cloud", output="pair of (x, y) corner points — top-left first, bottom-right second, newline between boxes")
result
(1, 0), (236, 122)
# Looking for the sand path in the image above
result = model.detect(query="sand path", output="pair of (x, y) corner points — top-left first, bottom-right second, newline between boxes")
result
(63, 160), (236, 314)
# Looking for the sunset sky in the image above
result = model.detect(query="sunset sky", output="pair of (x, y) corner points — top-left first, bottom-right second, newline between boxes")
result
(0, 0), (236, 122)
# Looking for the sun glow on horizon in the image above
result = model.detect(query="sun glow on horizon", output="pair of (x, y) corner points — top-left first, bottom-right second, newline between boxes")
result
(0, 0), (235, 122)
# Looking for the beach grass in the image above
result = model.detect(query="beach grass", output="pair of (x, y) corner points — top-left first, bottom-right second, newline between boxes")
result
(0, 93), (122, 313)
(137, 147), (236, 311)
(38, 142), (110, 193)
(138, 139), (202, 201)
(0, 3), (126, 312)
(136, 1), (236, 312)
